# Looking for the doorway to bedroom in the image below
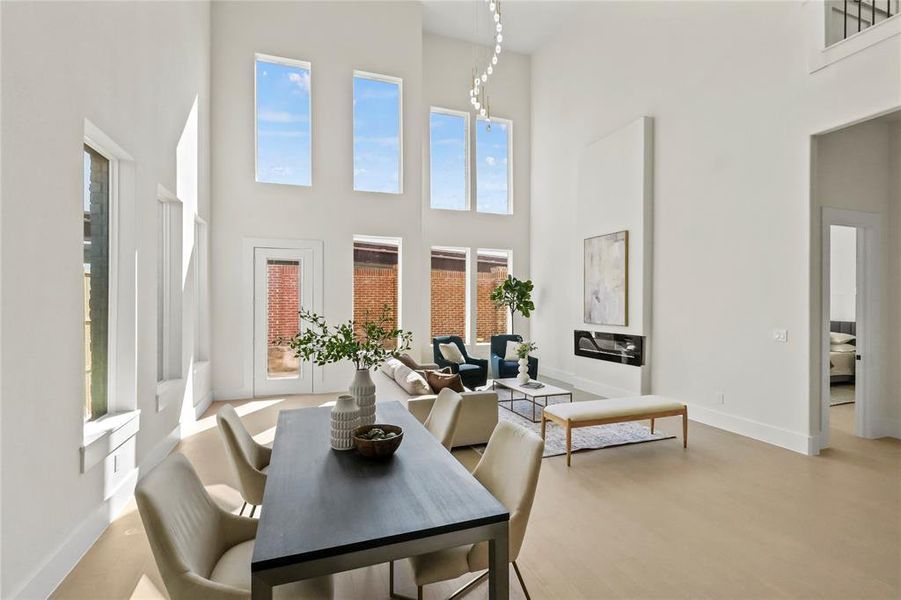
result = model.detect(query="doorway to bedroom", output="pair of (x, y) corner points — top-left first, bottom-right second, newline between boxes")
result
(827, 225), (858, 435)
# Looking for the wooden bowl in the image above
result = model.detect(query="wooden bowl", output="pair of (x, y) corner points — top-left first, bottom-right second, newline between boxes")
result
(353, 424), (403, 459)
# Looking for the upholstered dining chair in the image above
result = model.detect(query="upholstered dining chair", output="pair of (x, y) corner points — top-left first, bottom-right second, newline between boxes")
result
(136, 453), (333, 600)
(217, 404), (271, 517)
(389, 420), (545, 600)
(490, 334), (539, 380)
(424, 388), (464, 450)
(432, 335), (489, 389)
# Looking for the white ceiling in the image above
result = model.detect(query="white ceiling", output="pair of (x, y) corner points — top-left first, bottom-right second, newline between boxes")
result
(421, 0), (583, 54)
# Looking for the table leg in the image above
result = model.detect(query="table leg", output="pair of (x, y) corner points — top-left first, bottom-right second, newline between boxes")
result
(252, 574), (273, 600)
(488, 521), (510, 599)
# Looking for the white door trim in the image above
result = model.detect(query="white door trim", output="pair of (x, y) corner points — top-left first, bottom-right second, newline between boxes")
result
(242, 238), (324, 398)
(819, 208), (882, 448)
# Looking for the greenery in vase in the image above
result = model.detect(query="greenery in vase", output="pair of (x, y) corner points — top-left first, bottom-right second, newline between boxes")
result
(490, 275), (535, 334)
(281, 305), (412, 370)
(515, 341), (537, 360)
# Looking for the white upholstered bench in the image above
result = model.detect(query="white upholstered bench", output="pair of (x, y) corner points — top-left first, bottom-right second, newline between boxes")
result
(541, 395), (687, 466)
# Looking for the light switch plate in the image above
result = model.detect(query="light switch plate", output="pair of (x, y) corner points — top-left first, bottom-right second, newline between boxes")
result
(773, 329), (788, 343)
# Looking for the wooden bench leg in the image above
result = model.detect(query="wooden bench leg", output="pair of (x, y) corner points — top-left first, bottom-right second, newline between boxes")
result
(682, 408), (688, 448)
(540, 414), (547, 440)
(565, 422), (572, 467)
(650, 417), (655, 434)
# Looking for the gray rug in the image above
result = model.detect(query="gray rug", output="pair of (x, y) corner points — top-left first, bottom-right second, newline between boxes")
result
(484, 391), (675, 459)
(830, 383), (855, 406)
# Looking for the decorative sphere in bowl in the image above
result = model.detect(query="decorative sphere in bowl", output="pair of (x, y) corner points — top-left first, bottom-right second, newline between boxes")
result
(353, 424), (403, 459)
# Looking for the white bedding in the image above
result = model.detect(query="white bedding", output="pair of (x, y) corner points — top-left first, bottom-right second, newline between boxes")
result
(830, 343), (856, 377)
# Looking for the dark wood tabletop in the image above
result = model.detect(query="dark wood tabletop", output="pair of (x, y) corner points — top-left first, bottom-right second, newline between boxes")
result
(252, 401), (509, 573)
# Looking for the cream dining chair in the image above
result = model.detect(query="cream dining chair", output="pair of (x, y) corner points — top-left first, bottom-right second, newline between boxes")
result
(136, 453), (333, 600)
(217, 403), (271, 517)
(389, 420), (545, 600)
(424, 388), (464, 450)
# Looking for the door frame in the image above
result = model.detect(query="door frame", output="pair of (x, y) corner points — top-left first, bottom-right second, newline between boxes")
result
(819, 208), (881, 447)
(242, 238), (324, 398)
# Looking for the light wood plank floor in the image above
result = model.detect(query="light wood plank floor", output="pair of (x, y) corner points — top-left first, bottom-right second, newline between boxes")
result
(53, 384), (901, 599)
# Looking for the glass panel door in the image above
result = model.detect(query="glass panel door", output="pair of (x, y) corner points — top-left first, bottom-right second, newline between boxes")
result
(253, 247), (314, 396)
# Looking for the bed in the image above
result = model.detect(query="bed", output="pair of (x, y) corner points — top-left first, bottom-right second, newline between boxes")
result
(830, 320), (856, 384)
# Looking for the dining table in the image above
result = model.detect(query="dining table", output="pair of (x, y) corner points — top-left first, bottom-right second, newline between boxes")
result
(251, 400), (511, 599)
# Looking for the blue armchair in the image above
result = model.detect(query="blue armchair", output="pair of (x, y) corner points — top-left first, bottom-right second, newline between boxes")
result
(432, 335), (489, 389)
(490, 334), (538, 381)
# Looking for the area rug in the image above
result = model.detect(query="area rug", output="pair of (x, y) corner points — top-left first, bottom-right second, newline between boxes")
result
(479, 390), (675, 459)
(829, 384), (855, 406)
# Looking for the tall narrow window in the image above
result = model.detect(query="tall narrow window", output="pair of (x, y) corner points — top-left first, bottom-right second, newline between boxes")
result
(476, 117), (512, 214)
(429, 108), (469, 210)
(255, 54), (312, 186)
(430, 247), (469, 341)
(476, 250), (511, 343)
(353, 71), (402, 194)
(157, 187), (183, 386)
(353, 237), (401, 339)
(84, 145), (111, 421)
(194, 218), (209, 362)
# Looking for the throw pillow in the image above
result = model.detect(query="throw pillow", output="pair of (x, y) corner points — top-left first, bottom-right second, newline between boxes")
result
(393, 364), (432, 396)
(380, 357), (403, 379)
(504, 340), (522, 361)
(425, 369), (465, 394)
(439, 342), (466, 364)
(397, 353), (422, 371)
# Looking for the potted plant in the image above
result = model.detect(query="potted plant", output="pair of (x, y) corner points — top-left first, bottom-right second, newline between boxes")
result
(515, 341), (537, 384)
(282, 305), (412, 427)
(490, 275), (535, 335)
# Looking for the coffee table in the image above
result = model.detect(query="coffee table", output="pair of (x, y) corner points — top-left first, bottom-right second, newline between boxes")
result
(492, 378), (573, 423)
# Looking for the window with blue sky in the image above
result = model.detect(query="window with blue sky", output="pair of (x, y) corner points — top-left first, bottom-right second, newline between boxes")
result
(255, 54), (311, 186)
(353, 72), (402, 194)
(476, 118), (511, 214)
(429, 109), (469, 210)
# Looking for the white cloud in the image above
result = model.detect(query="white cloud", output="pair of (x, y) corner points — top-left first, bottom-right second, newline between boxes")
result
(258, 109), (307, 124)
(287, 71), (310, 92)
(485, 156), (496, 166)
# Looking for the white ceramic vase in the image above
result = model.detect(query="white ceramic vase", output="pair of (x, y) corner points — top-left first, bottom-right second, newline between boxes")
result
(517, 357), (530, 384)
(351, 368), (377, 427)
(330, 394), (359, 451)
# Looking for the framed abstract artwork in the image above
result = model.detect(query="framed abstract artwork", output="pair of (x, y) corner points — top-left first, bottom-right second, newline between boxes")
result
(584, 230), (629, 326)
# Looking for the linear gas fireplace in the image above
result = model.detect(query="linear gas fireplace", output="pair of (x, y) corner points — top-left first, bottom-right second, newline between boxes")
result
(574, 330), (645, 367)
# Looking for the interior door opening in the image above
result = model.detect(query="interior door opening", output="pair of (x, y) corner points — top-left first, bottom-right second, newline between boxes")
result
(826, 225), (858, 437)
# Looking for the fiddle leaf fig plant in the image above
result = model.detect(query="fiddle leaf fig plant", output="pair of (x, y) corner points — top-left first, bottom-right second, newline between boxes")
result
(281, 304), (412, 370)
(489, 275), (535, 335)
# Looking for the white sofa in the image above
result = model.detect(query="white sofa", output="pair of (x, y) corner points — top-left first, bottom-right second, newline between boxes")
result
(372, 368), (498, 447)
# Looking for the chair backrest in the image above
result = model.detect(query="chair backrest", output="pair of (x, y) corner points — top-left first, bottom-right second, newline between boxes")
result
(424, 388), (464, 450)
(433, 335), (468, 363)
(469, 421), (544, 564)
(217, 404), (270, 505)
(490, 334), (522, 359)
(135, 453), (226, 585)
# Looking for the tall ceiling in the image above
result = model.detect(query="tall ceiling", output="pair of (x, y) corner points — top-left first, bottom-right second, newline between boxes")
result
(421, 0), (583, 54)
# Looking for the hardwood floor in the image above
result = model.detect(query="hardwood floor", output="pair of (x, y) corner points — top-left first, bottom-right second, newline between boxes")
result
(52, 385), (901, 599)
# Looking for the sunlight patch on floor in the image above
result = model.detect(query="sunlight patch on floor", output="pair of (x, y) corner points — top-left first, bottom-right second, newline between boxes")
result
(187, 398), (285, 435)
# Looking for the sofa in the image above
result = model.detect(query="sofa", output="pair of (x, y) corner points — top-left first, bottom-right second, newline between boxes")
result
(490, 334), (538, 380)
(431, 335), (489, 389)
(372, 365), (498, 448)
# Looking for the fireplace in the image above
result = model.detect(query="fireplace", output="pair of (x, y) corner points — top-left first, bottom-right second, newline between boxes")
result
(573, 330), (644, 367)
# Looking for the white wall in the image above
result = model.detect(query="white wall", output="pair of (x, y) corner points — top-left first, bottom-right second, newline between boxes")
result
(209, 5), (532, 398)
(0, 2), (211, 597)
(813, 117), (901, 437)
(529, 1), (901, 453)
(829, 225), (856, 321)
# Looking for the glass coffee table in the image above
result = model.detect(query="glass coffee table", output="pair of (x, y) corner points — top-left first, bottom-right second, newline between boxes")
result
(492, 378), (574, 423)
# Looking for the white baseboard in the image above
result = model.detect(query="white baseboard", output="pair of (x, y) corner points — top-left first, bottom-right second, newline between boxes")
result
(541, 368), (813, 455)
(194, 390), (214, 420)
(213, 387), (252, 402)
(12, 469), (138, 600)
(540, 365), (635, 399)
(683, 403), (814, 455)
(874, 415), (901, 439)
